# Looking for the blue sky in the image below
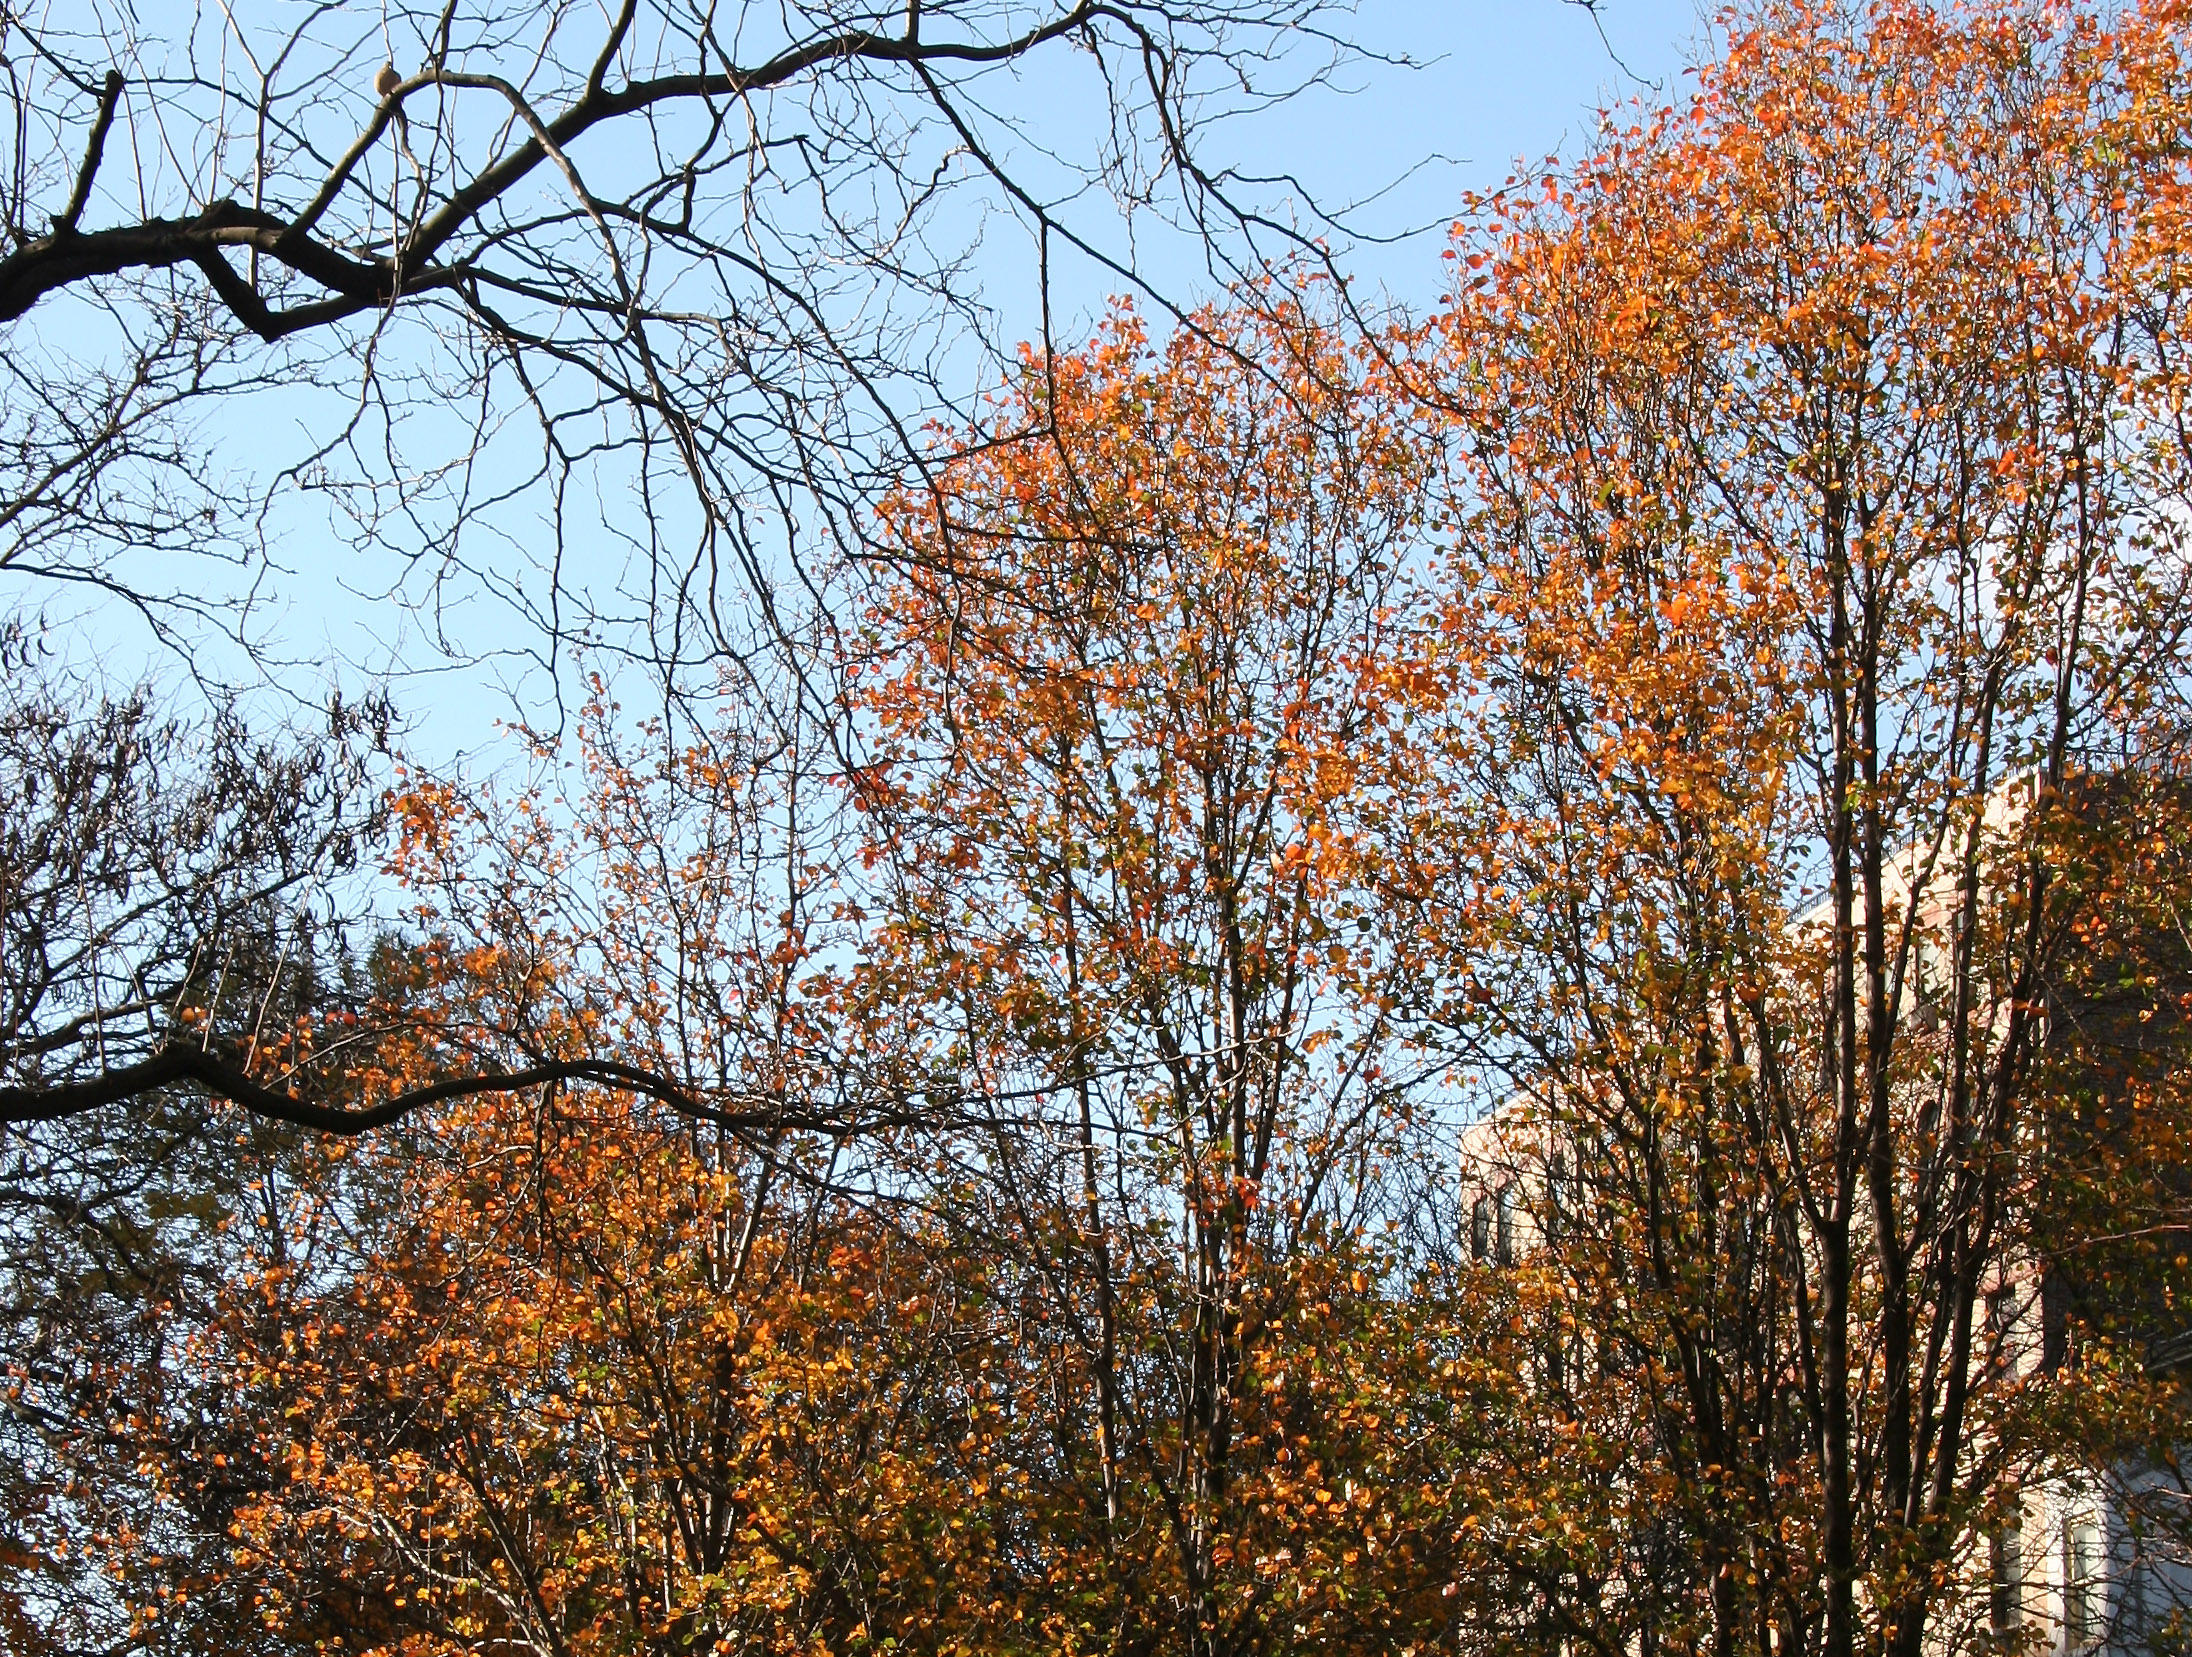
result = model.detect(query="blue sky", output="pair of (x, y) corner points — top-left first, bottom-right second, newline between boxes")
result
(974, 0), (1712, 347)
(1216, 0), (1707, 303)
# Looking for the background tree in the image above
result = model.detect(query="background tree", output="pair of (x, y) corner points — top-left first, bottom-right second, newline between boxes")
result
(13, 668), (881, 1652)
(1388, 4), (2192, 1655)
(848, 296), (1455, 1654)
(0, 662), (386, 1650)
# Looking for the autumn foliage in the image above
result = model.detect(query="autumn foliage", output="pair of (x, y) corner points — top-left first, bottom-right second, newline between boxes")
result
(10, 4), (2192, 1655)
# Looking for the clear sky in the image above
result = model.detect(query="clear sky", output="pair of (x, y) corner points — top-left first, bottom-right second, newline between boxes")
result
(978, 0), (1713, 347)
(1221, 0), (1709, 306)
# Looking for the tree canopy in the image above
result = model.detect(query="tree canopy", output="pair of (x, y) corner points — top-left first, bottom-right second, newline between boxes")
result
(6, 3), (2192, 1654)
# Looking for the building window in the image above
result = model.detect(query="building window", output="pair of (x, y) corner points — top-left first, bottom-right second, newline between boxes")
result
(2064, 1515), (2102, 1649)
(1471, 1195), (1492, 1262)
(1496, 1183), (1517, 1266)
(2042, 1270), (2072, 1372)
(1989, 1519), (2022, 1635)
